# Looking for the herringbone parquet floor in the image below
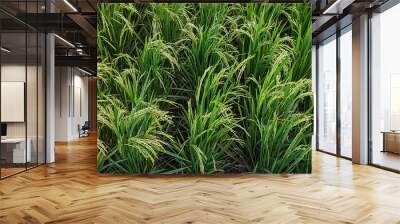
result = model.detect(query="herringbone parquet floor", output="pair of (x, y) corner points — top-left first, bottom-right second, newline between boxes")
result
(1, 135), (400, 224)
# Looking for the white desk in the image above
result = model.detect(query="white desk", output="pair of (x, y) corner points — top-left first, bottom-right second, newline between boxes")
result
(1, 138), (31, 163)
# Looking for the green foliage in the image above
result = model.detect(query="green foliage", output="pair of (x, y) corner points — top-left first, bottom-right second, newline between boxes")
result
(97, 3), (312, 174)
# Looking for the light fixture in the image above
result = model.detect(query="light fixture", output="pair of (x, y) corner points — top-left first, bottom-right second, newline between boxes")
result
(322, 0), (354, 15)
(54, 34), (75, 48)
(1, 47), (11, 53)
(63, 0), (78, 12)
(76, 48), (87, 56)
(78, 67), (93, 76)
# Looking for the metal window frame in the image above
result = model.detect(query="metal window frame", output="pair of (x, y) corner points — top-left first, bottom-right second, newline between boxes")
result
(0, 0), (48, 180)
(315, 0), (400, 173)
(315, 22), (353, 161)
(367, 0), (400, 173)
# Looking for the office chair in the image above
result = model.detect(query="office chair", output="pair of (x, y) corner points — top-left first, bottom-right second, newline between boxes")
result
(79, 121), (90, 138)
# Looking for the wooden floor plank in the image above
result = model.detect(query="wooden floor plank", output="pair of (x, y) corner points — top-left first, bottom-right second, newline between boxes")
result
(1, 135), (400, 223)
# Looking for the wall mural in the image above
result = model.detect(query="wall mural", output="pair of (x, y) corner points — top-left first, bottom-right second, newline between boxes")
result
(97, 3), (312, 174)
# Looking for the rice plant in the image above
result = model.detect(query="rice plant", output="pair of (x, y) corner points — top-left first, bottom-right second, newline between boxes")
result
(97, 60), (174, 173)
(97, 3), (312, 174)
(166, 60), (250, 174)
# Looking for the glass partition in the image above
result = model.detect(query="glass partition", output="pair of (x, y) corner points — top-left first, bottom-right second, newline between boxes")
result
(317, 35), (337, 154)
(339, 26), (352, 158)
(0, 1), (46, 179)
(312, 45), (317, 150)
(371, 3), (400, 171)
(1, 31), (28, 177)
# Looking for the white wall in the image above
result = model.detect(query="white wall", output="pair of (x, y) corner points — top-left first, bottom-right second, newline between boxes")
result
(55, 67), (89, 141)
(1, 65), (41, 137)
(72, 73), (89, 138)
(55, 67), (70, 141)
(1, 64), (26, 139)
(1, 63), (46, 164)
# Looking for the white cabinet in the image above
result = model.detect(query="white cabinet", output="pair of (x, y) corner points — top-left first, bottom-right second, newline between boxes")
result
(1, 138), (32, 163)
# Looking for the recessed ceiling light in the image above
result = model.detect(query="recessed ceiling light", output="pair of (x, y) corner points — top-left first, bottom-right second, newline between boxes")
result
(63, 0), (78, 12)
(1, 47), (11, 53)
(54, 34), (75, 48)
(78, 67), (93, 76)
(322, 0), (354, 15)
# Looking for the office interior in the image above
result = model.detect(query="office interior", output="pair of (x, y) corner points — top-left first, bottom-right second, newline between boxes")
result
(0, 0), (96, 179)
(0, 1), (400, 222)
(313, 0), (400, 172)
(1, 0), (400, 179)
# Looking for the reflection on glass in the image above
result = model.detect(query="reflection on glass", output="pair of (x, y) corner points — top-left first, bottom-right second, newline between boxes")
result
(318, 36), (337, 154)
(1, 31), (27, 177)
(0, 1), (46, 179)
(340, 27), (352, 158)
(371, 3), (400, 171)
